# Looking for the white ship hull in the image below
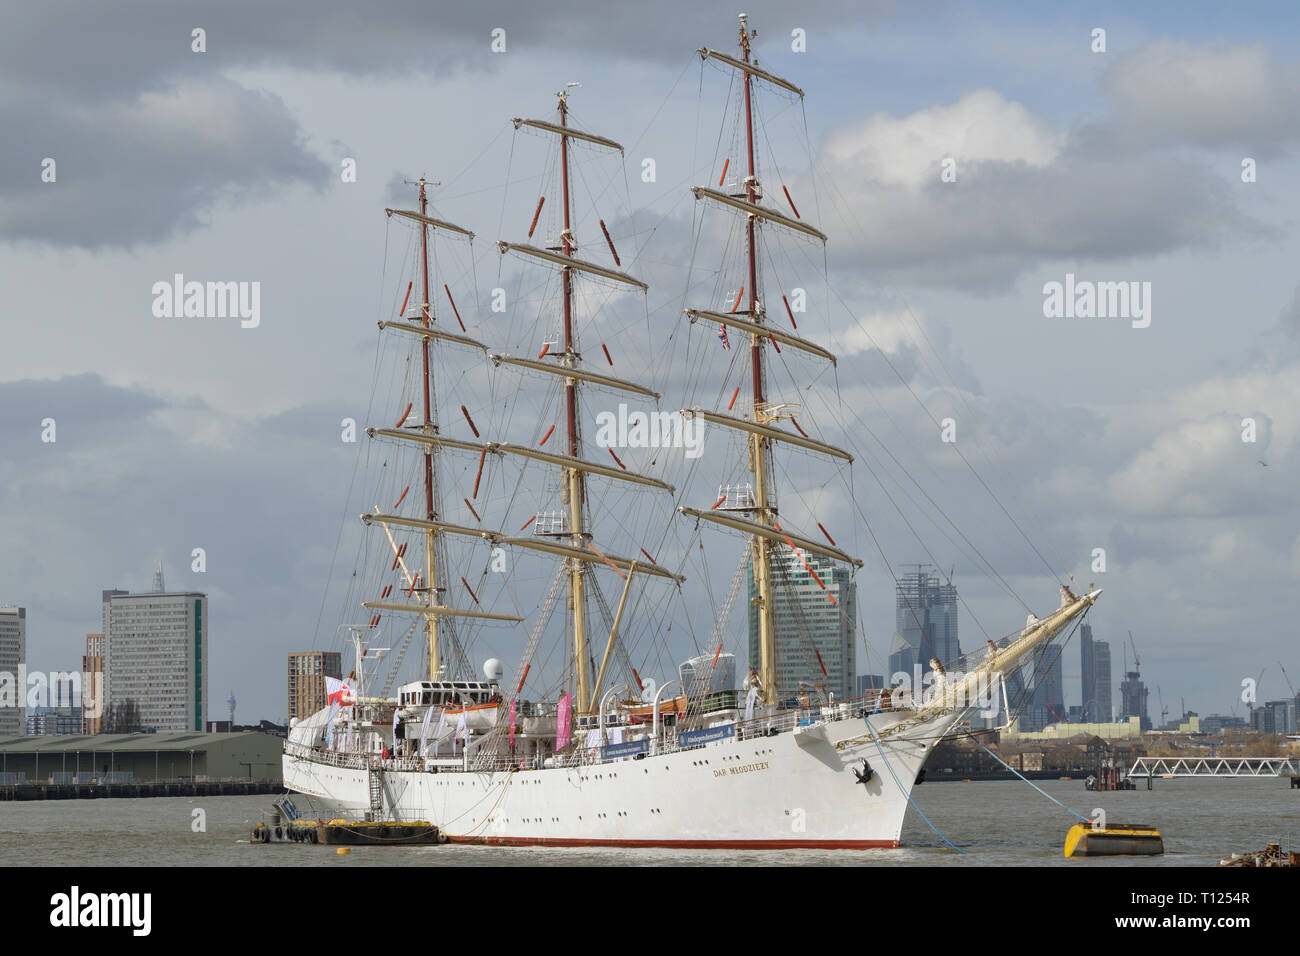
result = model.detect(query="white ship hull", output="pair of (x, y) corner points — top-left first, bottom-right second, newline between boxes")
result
(283, 709), (958, 849)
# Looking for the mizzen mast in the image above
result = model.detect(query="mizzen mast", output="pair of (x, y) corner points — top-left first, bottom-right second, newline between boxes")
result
(686, 16), (861, 707)
(738, 17), (777, 710)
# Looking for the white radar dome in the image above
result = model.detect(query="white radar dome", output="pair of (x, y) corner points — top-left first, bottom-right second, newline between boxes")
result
(483, 658), (505, 681)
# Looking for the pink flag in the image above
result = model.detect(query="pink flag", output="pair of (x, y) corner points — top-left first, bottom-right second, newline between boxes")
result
(509, 698), (518, 748)
(556, 693), (572, 751)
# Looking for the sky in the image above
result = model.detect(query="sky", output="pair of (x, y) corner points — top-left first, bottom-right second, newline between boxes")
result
(3, 0), (1300, 724)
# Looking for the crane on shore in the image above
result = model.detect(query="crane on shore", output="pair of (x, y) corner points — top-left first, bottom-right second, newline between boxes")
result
(1279, 661), (1296, 698)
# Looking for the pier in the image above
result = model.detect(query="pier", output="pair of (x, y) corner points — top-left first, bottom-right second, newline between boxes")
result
(1128, 756), (1300, 778)
(0, 779), (282, 801)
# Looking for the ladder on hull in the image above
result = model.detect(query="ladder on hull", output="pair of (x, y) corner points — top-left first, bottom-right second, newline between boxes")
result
(367, 766), (384, 820)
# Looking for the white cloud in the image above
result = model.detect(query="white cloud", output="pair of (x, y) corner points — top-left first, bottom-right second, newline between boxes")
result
(809, 41), (1295, 290)
(836, 309), (922, 355)
(823, 89), (1061, 190)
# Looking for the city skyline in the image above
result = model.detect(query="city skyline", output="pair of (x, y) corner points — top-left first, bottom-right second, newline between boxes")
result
(2, 559), (1283, 729)
(4, 2), (1300, 722)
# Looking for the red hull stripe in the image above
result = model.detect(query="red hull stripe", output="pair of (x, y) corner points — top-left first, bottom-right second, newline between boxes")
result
(447, 835), (897, 850)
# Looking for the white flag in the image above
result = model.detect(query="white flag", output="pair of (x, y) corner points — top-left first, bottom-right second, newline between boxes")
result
(323, 701), (337, 746)
(745, 686), (760, 721)
(419, 705), (434, 756)
(432, 709), (447, 755)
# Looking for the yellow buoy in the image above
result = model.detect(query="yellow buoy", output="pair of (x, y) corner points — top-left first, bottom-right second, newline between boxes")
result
(336, 847), (351, 855)
(1065, 822), (1163, 857)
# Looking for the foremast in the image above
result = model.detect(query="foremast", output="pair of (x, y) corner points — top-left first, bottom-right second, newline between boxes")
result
(683, 16), (860, 707)
(362, 186), (524, 686)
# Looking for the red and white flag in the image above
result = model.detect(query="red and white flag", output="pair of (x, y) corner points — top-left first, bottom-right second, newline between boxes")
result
(325, 676), (354, 706)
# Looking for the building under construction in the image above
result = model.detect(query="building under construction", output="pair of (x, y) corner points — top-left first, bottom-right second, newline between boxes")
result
(888, 566), (960, 681)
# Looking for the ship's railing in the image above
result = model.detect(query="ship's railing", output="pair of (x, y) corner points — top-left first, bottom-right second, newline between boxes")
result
(285, 741), (372, 770)
(732, 692), (895, 741)
(286, 690), (909, 774)
(287, 740), (470, 773)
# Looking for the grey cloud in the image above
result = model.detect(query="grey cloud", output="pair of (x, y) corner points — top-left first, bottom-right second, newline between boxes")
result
(1102, 40), (1300, 153)
(0, 373), (163, 431)
(1, 1), (874, 99)
(0, 77), (328, 247)
(819, 145), (1269, 292)
(0, 0), (883, 247)
(0, 373), (373, 720)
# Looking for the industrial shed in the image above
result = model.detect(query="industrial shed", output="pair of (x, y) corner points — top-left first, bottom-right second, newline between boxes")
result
(0, 731), (283, 784)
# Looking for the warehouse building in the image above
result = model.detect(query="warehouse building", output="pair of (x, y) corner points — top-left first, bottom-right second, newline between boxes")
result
(0, 731), (282, 784)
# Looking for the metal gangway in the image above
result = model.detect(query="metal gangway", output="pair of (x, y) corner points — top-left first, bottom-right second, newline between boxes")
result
(1130, 756), (1300, 778)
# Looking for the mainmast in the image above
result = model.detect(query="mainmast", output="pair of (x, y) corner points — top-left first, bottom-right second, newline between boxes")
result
(417, 179), (440, 682)
(683, 16), (861, 707)
(494, 92), (682, 716)
(557, 89), (591, 714)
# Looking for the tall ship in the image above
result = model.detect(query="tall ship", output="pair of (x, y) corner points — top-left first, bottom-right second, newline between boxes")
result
(283, 16), (1101, 848)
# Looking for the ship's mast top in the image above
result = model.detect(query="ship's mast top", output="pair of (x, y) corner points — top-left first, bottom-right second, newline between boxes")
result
(680, 16), (860, 707)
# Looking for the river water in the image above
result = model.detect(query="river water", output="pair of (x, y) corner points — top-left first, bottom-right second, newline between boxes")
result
(2, 777), (1295, 866)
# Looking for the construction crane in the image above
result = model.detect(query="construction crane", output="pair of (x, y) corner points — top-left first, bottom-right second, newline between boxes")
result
(1246, 666), (1268, 718)
(1279, 661), (1296, 698)
(1157, 685), (1169, 729)
(1127, 630), (1141, 672)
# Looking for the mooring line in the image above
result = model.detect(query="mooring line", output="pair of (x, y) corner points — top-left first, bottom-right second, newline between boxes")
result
(862, 717), (968, 855)
(972, 737), (1089, 823)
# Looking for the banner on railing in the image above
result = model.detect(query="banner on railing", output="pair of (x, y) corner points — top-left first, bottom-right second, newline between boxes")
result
(557, 693), (572, 751)
(601, 738), (649, 761)
(678, 723), (736, 747)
